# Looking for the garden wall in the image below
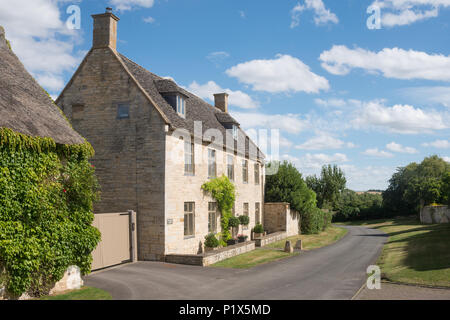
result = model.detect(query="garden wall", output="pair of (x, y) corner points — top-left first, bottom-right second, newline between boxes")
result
(420, 205), (450, 224)
(165, 241), (256, 267)
(254, 231), (287, 247)
(264, 203), (300, 237)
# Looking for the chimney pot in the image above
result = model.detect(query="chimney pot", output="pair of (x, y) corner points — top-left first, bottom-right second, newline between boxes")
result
(214, 93), (229, 113)
(106, 7), (113, 13)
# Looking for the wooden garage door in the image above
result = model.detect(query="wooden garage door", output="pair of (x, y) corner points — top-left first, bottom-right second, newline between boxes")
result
(91, 213), (131, 270)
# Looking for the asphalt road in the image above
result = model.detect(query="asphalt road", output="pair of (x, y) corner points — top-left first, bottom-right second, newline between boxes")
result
(84, 225), (387, 300)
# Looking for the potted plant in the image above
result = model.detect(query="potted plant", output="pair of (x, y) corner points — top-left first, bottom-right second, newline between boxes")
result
(228, 216), (240, 239)
(253, 224), (264, 238)
(204, 233), (220, 252)
(238, 215), (250, 228)
(227, 238), (238, 246)
(237, 234), (248, 243)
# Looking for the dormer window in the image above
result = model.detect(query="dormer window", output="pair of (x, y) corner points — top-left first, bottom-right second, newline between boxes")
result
(232, 125), (238, 140)
(162, 94), (186, 118)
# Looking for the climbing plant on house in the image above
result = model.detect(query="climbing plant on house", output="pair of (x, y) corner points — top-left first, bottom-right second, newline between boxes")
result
(0, 128), (101, 298)
(201, 175), (236, 246)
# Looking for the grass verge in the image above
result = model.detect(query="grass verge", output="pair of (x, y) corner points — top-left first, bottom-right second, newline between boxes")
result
(212, 226), (347, 269)
(339, 217), (450, 287)
(266, 226), (348, 250)
(40, 286), (112, 300)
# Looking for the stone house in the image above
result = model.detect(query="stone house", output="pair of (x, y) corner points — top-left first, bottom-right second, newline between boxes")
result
(56, 9), (266, 261)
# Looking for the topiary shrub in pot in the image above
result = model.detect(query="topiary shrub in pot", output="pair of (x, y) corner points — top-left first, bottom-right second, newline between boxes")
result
(239, 215), (250, 226)
(237, 234), (249, 243)
(204, 233), (220, 252)
(253, 224), (264, 238)
(228, 216), (240, 240)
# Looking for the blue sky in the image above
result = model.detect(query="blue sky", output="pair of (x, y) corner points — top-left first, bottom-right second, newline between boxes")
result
(1, 0), (449, 190)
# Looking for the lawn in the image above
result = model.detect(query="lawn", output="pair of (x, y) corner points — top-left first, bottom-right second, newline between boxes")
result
(40, 286), (112, 300)
(266, 226), (348, 250)
(212, 226), (347, 269)
(339, 217), (450, 287)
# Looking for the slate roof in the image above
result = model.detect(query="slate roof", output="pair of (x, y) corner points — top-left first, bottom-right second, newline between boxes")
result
(118, 54), (264, 160)
(0, 26), (84, 145)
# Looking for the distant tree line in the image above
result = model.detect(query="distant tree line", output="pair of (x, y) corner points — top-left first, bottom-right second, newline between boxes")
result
(265, 155), (450, 224)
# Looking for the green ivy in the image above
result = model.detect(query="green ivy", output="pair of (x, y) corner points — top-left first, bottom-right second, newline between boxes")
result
(0, 128), (100, 298)
(201, 176), (236, 247)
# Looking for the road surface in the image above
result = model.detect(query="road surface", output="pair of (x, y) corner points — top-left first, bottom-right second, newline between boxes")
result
(85, 225), (387, 300)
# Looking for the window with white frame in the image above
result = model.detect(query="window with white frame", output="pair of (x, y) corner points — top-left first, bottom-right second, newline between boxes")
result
(242, 159), (248, 183)
(208, 202), (218, 233)
(184, 141), (195, 175)
(255, 202), (261, 225)
(227, 155), (234, 181)
(184, 202), (195, 237)
(243, 203), (249, 230)
(254, 163), (260, 185)
(208, 149), (217, 178)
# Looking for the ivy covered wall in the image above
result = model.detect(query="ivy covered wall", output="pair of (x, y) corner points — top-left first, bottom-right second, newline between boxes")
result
(0, 128), (101, 298)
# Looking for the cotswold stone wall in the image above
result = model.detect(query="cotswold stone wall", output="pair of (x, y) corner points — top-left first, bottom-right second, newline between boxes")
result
(57, 48), (167, 261)
(264, 203), (300, 237)
(254, 231), (287, 247)
(421, 205), (450, 224)
(165, 241), (256, 266)
(164, 134), (265, 255)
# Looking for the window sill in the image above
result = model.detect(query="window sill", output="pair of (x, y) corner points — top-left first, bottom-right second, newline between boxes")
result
(184, 173), (195, 177)
(184, 235), (195, 240)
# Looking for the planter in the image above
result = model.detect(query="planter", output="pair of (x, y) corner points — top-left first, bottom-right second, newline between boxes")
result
(237, 236), (248, 243)
(227, 239), (238, 246)
(254, 233), (264, 239)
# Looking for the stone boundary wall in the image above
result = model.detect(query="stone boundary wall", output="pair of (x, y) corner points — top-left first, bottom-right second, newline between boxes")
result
(254, 231), (287, 247)
(420, 205), (450, 224)
(165, 241), (256, 267)
(264, 203), (301, 237)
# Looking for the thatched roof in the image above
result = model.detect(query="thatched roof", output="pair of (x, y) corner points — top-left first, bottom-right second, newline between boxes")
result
(0, 26), (84, 145)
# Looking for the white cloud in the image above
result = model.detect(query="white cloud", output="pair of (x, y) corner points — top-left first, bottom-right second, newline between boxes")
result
(206, 51), (230, 67)
(239, 10), (246, 18)
(444, 156), (450, 162)
(341, 164), (394, 191)
(301, 153), (349, 169)
(187, 81), (259, 109)
(371, 0), (450, 27)
(320, 45), (450, 81)
(352, 101), (448, 134)
(296, 133), (355, 150)
(290, 0), (339, 28)
(363, 148), (394, 158)
(422, 139), (450, 148)
(232, 112), (310, 134)
(400, 86), (450, 107)
(109, 0), (154, 11)
(226, 54), (329, 94)
(0, 0), (84, 93)
(386, 142), (419, 154)
(314, 98), (347, 108)
(143, 16), (156, 24)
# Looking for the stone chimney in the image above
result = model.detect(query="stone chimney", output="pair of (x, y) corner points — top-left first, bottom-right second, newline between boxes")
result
(214, 93), (229, 113)
(92, 8), (120, 50)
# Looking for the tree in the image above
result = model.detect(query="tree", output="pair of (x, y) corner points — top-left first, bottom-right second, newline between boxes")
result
(265, 161), (327, 234)
(441, 172), (450, 205)
(306, 165), (346, 210)
(383, 155), (450, 215)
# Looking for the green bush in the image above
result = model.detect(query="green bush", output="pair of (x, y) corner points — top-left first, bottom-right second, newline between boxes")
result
(238, 215), (250, 226)
(301, 208), (327, 234)
(0, 128), (100, 298)
(204, 233), (219, 248)
(253, 224), (264, 233)
(202, 176), (236, 246)
(228, 216), (240, 229)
